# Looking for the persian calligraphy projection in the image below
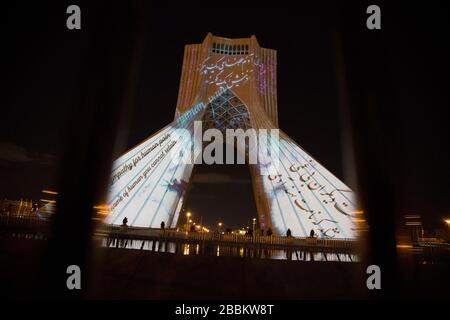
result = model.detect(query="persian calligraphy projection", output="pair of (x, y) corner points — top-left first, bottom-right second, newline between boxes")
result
(106, 33), (358, 239)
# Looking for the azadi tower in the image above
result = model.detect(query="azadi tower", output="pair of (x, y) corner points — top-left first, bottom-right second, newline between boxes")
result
(106, 33), (357, 239)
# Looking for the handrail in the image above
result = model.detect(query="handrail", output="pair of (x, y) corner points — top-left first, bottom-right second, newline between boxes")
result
(100, 225), (357, 250)
(0, 216), (358, 250)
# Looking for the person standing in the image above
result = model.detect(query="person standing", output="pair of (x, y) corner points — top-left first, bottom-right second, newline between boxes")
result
(286, 228), (292, 237)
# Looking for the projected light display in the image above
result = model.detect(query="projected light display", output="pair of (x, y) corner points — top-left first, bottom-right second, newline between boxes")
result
(106, 33), (357, 239)
(106, 101), (205, 228)
(257, 133), (356, 239)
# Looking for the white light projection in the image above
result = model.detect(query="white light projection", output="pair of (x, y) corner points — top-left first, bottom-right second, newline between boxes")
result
(105, 88), (357, 238)
(256, 132), (356, 239)
(106, 101), (205, 228)
(105, 34), (357, 239)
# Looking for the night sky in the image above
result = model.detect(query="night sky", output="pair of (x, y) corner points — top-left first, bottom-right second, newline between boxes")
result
(1, 2), (449, 229)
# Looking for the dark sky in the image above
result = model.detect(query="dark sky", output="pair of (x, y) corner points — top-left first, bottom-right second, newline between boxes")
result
(1, 2), (450, 229)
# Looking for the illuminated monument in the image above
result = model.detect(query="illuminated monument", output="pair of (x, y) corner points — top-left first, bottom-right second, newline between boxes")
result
(106, 33), (357, 239)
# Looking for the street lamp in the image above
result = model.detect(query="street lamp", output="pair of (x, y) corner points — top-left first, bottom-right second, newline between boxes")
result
(445, 219), (450, 231)
(218, 222), (223, 233)
(252, 217), (256, 236)
(186, 212), (192, 231)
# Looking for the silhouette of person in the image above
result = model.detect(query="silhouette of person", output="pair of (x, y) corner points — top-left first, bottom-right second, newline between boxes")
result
(120, 217), (129, 246)
(286, 228), (292, 237)
(309, 229), (315, 238)
(160, 221), (165, 230)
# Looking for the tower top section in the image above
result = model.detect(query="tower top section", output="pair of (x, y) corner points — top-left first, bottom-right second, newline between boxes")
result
(206, 33), (260, 55)
(175, 33), (278, 127)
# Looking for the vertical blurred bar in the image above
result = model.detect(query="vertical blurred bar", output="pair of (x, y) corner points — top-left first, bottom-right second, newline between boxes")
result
(336, 1), (400, 298)
(36, 1), (147, 298)
(331, 26), (368, 299)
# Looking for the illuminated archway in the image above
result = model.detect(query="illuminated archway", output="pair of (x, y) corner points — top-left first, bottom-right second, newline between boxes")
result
(106, 33), (357, 239)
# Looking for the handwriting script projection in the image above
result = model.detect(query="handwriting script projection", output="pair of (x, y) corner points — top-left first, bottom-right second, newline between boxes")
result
(105, 33), (357, 239)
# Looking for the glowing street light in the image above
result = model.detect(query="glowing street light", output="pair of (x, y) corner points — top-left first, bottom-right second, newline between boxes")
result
(445, 219), (450, 231)
(185, 211), (192, 231)
(252, 217), (256, 236)
(218, 222), (223, 233)
(41, 190), (58, 195)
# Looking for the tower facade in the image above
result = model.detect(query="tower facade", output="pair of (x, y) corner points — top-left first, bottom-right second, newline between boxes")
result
(106, 33), (357, 239)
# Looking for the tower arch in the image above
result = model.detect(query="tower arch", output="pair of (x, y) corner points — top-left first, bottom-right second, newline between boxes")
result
(106, 33), (357, 239)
